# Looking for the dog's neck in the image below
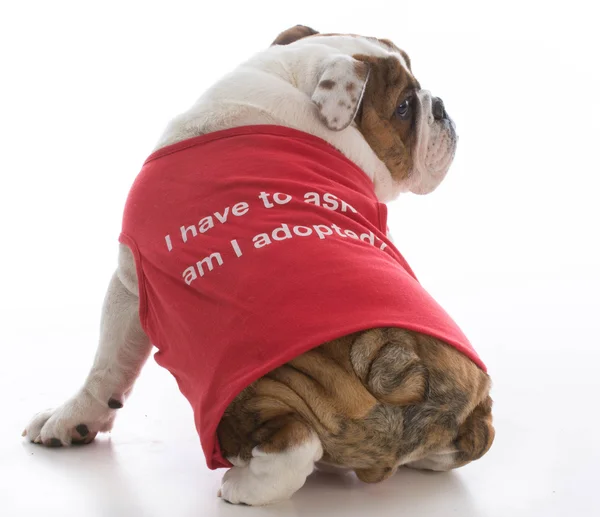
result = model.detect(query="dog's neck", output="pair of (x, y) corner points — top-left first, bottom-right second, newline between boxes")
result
(154, 44), (400, 203)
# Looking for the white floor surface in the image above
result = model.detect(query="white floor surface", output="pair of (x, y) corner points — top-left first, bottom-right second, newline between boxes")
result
(1, 1), (599, 516)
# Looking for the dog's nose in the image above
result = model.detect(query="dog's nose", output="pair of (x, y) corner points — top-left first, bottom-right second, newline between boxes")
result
(432, 97), (447, 120)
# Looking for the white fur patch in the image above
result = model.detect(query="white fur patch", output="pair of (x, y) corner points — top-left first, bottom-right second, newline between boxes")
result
(23, 245), (153, 447)
(220, 433), (323, 505)
(23, 390), (115, 445)
(405, 448), (459, 471)
(409, 90), (458, 195)
(311, 55), (369, 131)
(154, 35), (402, 202)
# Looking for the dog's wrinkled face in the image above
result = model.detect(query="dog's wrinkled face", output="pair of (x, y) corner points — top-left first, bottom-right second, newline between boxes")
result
(273, 26), (458, 196)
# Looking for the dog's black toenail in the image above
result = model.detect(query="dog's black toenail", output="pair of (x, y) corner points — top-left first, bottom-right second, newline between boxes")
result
(47, 438), (62, 447)
(75, 424), (89, 437)
(222, 499), (248, 506)
(108, 398), (123, 409)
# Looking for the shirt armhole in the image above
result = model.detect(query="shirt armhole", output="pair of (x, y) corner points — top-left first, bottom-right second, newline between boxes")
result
(118, 232), (149, 331)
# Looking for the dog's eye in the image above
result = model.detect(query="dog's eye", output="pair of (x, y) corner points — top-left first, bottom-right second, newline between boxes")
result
(396, 99), (410, 119)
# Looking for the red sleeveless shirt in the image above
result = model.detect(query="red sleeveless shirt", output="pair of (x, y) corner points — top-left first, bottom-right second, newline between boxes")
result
(119, 125), (485, 469)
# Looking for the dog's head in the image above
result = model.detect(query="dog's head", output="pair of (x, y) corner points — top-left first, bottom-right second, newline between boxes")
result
(272, 26), (457, 197)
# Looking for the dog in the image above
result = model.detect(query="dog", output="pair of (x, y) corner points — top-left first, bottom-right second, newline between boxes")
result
(23, 26), (494, 506)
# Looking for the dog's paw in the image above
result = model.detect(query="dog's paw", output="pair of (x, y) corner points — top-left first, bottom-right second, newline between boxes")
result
(219, 437), (321, 505)
(220, 464), (297, 506)
(23, 390), (116, 447)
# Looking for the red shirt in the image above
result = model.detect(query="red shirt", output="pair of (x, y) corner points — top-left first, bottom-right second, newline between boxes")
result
(120, 125), (486, 470)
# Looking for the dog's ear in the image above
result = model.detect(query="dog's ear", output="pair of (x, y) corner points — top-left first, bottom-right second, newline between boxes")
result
(311, 56), (370, 131)
(271, 25), (319, 46)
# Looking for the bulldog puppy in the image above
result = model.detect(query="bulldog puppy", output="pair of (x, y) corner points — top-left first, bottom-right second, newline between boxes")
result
(23, 26), (494, 506)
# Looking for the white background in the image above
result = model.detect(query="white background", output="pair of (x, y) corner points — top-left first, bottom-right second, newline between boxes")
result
(1, 1), (599, 515)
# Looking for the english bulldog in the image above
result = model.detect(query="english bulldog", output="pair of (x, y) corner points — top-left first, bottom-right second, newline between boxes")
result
(23, 25), (494, 506)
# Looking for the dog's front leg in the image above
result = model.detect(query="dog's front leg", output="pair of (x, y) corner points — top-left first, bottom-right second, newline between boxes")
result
(23, 245), (151, 446)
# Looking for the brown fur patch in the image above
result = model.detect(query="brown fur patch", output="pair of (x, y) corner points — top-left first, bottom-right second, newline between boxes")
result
(377, 38), (397, 50)
(353, 61), (370, 81)
(351, 329), (427, 405)
(355, 465), (397, 484)
(319, 79), (336, 90)
(453, 395), (495, 466)
(253, 415), (313, 454)
(374, 38), (411, 69)
(374, 39), (412, 71)
(218, 329), (493, 477)
(271, 25), (319, 46)
(351, 53), (420, 183)
(398, 49), (412, 71)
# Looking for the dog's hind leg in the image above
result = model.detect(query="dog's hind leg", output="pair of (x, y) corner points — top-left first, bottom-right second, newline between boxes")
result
(23, 244), (152, 446)
(219, 415), (322, 506)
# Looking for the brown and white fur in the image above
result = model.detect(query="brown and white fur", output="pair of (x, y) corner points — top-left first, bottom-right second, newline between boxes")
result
(23, 26), (494, 506)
